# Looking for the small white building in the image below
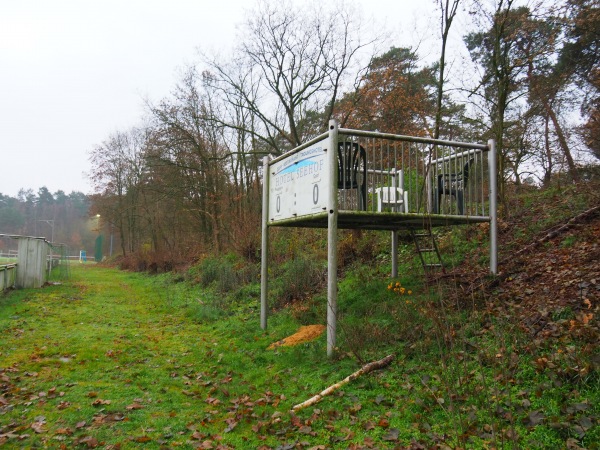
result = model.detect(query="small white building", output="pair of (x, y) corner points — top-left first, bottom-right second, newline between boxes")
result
(1, 235), (50, 289)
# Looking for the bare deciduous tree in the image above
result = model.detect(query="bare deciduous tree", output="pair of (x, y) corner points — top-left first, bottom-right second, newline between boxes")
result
(434, 0), (462, 140)
(203, 0), (378, 155)
(89, 128), (148, 255)
(147, 68), (229, 252)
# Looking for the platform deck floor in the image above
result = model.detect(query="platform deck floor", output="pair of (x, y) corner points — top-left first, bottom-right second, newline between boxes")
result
(268, 211), (490, 231)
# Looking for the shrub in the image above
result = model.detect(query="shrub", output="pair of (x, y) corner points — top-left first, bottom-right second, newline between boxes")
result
(196, 255), (237, 293)
(274, 256), (326, 306)
(192, 254), (260, 294)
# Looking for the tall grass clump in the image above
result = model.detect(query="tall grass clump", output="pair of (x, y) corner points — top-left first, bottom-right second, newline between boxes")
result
(272, 256), (326, 307)
(194, 254), (258, 293)
(172, 254), (260, 323)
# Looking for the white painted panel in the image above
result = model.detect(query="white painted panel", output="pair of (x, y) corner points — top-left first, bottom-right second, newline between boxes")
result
(268, 139), (329, 222)
(16, 237), (48, 288)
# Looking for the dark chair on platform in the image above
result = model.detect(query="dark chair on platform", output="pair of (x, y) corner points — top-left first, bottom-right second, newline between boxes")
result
(338, 142), (367, 211)
(434, 158), (473, 215)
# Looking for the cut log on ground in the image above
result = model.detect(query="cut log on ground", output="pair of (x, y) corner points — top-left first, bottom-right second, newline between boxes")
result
(500, 205), (600, 266)
(291, 354), (395, 413)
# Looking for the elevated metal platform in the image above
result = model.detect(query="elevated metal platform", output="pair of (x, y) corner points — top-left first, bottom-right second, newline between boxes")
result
(260, 121), (498, 357)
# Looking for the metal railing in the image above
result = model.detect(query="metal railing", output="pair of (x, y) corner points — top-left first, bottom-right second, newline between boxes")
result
(337, 128), (492, 218)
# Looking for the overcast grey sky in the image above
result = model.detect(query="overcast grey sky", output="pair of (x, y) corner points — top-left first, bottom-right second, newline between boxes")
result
(0, 0), (437, 198)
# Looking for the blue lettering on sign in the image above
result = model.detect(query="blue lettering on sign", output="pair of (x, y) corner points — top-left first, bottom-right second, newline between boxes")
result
(274, 155), (324, 187)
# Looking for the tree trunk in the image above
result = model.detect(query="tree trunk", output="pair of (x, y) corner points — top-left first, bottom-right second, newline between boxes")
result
(544, 101), (579, 182)
(434, 0), (460, 140)
(543, 115), (553, 186)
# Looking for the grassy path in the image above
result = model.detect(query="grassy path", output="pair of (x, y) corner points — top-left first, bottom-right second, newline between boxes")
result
(1, 265), (215, 446)
(2, 264), (598, 449)
(0, 265), (366, 448)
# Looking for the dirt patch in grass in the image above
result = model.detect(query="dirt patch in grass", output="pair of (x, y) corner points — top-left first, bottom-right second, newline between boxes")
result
(268, 324), (326, 349)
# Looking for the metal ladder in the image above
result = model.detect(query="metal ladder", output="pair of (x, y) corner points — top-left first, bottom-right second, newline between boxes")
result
(410, 228), (445, 274)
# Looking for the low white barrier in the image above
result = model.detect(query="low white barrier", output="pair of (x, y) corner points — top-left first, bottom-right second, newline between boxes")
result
(0, 264), (17, 291)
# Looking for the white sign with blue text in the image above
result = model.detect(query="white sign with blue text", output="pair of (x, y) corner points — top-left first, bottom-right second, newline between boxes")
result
(269, 139), (329, 222)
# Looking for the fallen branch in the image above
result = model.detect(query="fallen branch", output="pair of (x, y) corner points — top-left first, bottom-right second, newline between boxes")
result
(290, 354), (395, 413)
(500, 205), (600, 266)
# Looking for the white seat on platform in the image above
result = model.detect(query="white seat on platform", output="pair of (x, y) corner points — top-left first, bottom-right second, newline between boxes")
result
(374, 187), (408, 212)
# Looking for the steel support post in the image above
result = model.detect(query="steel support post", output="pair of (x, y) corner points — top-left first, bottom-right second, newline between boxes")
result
(391, 231), (398, 278)
(391, 168), (398, 278)
(488, 139), (498, 275)
(426, 165), (432, 214)
(260, 156), (270, 330)
(327, 120), (339, 358)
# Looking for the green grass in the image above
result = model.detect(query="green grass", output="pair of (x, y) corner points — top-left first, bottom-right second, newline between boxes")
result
(0, 265), (363, 448)
(0, 257), (17, 264)
(1, 251), (598, 448)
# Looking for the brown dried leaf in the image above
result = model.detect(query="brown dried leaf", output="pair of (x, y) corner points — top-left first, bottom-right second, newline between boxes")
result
(523, 410), (545, 427)
(205, 397), (220, 405)
(290, 414), (302, 427)
(77, 436), (99, 448)
(363, 421), (375, 431)
(191, 431), (205, 440)
(224, 420), (238, 433)
(126, 402), (143, 410)
(382, 428), (400, 441)
(31, 421), (46, 434)
(55, 428), (73, 436)
(362, 436), (376, 448)
(378, 418), (390, 428)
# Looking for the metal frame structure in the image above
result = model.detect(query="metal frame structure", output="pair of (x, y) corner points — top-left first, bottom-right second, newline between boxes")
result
(261, 120), (497, 357)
